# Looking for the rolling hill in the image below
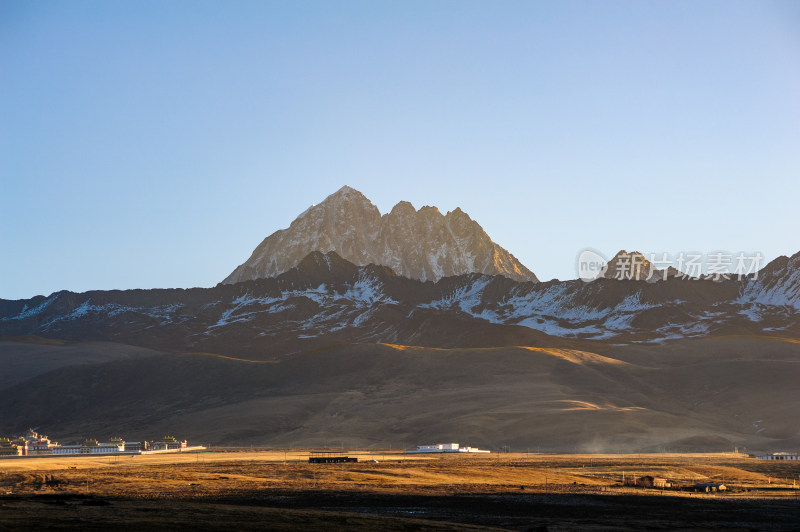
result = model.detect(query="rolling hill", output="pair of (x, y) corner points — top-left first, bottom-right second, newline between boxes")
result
(1, 335), (797, 453)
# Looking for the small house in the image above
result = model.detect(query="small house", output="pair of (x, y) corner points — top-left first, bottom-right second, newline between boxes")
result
(624, 475), (672, 488)
(686, 483), (726, 493)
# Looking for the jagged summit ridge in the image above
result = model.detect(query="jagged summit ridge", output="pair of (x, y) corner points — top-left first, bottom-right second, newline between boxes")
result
(223, 187), (538, 284)
(598, 250), (682, 282)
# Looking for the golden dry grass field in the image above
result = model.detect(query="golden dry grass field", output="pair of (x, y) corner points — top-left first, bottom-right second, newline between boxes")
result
(1, 451), (799, 530)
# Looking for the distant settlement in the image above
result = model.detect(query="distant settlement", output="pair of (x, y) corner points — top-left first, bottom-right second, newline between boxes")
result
(0, 429), (203, 456)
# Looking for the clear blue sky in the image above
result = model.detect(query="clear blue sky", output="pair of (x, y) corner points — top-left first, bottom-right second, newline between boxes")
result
(2, 0), (799, 299)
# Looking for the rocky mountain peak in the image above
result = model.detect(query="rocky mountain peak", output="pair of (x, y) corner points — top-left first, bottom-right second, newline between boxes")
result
(222, 186), (538, 284)
(757, 252), (794, 279)
(598, 250), (679, 282)
(389, 201), (417, 216)
(297, 185), (378, 218)
(326, 185), (372, 204)
(417, 205), (442, 216)
(740, 250), (800, 310)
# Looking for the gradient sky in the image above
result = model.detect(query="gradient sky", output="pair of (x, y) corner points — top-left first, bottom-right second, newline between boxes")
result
(2, 0), (799, 299)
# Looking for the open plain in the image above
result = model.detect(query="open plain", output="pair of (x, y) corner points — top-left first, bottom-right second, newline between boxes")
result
(1, 451), (798, 530)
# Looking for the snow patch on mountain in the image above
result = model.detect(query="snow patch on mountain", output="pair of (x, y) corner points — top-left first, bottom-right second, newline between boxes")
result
(421, 276), (494, 316)
(344, 274), (398, 306)
(737, 252), (800, 311)
(739, 281), (800, 312)
(208, 275), (396, 332)
(2, 295), (59, 321)
(3, 250), (798, 346)
(417, 279), (697, 339)
(33, 300), (186, 330)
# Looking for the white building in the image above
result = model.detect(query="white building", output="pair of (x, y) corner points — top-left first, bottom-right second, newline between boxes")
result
(52, 441), (124, 455)
(21, 429), (58, 455)
(405, 443), (490, 454)
(89, 442), (125, 454)
(52, 445), (83, 455)
(756, 452), (799, 460)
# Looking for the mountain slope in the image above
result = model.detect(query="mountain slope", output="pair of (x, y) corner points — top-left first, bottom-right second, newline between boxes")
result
(2, 251), (798, 357)
(739, 250), (800, 311)
(2, 252), (799, 451)
(2, 337), (797, 452)
(223, 186), (538, 284)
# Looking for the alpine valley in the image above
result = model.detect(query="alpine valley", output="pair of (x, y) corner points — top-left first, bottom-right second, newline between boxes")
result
(2, 187), (799, 453)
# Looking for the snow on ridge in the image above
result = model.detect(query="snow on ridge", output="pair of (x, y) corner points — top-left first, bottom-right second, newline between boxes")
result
(2, 295), (59, 321)
(615, 293), (659, 312)
(140, 304), (184, 320)
(209, 276), (396, 330)
(738, 305), (764, 322)
(515, 317), (608, 338)
(10, 257), (797, 343)
(67, 300), (98, 319)
(231, 293), (283, 308)
(453, 277), (492, 315)
(500, 284), (601, 321)
(36, 300), (184, 330)
(420, 275), (491, 312)
(654, 321), (710, 339)
(419, 281), (699, 340)
(488, 283), (625, 323)
(419, 279), (621, 336)
(211, 292), (285, 328)
(735, 255), (800, 312)
(738, 276), (800, 312)
(343, 273), (397, 305)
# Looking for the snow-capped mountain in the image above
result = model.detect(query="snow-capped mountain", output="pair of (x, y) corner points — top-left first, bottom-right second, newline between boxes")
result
(4, 251), (799, 453)
(222, 186), (538, 284)
(738, 250), (800, 312)
(3, 251), (798, 357)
